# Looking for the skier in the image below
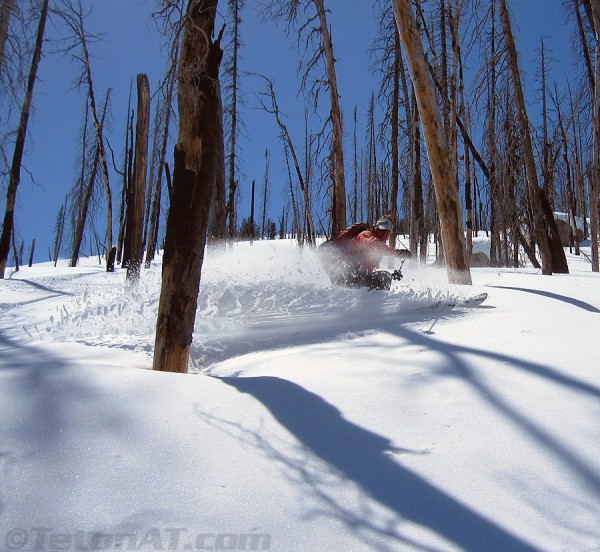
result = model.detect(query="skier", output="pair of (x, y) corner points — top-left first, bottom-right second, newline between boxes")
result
(320, 216), (411, 290)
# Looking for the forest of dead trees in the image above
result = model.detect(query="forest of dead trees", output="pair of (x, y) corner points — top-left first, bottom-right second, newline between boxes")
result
(1, 0), (600, 371)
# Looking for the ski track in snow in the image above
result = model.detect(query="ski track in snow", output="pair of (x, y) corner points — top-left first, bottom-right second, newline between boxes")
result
(4, 242), (481, 368)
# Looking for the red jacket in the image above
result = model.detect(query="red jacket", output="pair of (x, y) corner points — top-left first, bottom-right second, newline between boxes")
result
(347, 230), (397, 272)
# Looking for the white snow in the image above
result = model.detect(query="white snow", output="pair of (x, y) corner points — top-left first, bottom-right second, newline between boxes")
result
(1, 239), (599, 552)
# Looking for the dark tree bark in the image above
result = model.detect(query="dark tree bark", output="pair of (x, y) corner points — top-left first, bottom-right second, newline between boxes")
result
(153, 0), (224, 373)
(53, 201), (66, 267)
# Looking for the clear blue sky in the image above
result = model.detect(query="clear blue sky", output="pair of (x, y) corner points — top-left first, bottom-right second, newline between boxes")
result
(7, 0), (579, 264)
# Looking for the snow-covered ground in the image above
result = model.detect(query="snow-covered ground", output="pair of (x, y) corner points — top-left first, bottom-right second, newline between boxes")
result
(1, 238), (599, 552)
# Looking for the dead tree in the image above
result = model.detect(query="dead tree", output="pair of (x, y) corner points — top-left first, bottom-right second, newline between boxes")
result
(117, 88), (134, 265)
(58, 0), (114, 264)
(259, 76), (316, 245)
(126, 74), (150, 281)
(498, 0), (568, 274)
(0, 0), (14, 74)
(69, 91), (110, 268)
(581, 0), (600, 271)
(314, 0), (346, 235)
(0, 0), (49, 279)
(264, 0), (346, 236)
(145, 49), (178, 267)
(392, 0), (471, 284)
(261, 149), (270, 238)
(153, 0), (224, 373)
(27, 238), (35, 267)
(208, 75), (227, 243)
(224, 0), (245, 240)
(53, 201), (67, 266)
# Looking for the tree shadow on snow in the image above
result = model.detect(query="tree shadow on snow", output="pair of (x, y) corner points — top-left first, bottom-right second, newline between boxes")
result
(220, 376), (541, 552)
(379, 324), (600, 500)
(487, 285), (600, 313)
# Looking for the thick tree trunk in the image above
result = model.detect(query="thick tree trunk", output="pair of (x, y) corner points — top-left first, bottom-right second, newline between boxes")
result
(392, 0), (471, 284)
(0, 0), (49, 278)
(153, 0), (223, 373)
(313, 0), (346, 236)
(126, 74), (150, 281)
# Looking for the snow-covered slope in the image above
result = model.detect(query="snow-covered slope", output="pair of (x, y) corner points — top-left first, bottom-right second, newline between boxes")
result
(1, 240), (599, 551)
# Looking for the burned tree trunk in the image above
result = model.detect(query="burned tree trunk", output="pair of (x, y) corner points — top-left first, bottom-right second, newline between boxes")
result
(392, 0), (471, 284)
(126, 73), (150, 281)
(0, 0), (49, 278)
(153, 0), (224, 373)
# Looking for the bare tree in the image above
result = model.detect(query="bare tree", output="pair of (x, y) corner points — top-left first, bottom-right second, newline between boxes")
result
(498, 0), (568, 274)
(258, 76), (316, 245)
(58, 0), (114, 265)
(392, 0), (471, 284)
(69, 93), (110, 267)
(153, 0), (224, 373)
(126, 73), (150, 281)
(0, 0), (49, 278)
(264, 0), (346, 236)
(581, 0), (600, 271)
(261, 149), (270, 238)
(224, 0), (245, 240)
(0, 0), (14, 74)
(53, 200), (67, 266)
(145, 49), (178, 268)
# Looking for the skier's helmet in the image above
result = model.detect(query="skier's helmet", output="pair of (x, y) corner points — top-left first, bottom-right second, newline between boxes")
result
(375, 216), (393, 232)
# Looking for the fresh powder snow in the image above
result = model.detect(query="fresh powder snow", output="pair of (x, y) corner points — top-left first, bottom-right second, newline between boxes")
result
(0, 238), (599, 551)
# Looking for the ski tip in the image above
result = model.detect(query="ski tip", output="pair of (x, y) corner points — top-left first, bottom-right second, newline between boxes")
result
(462, 292), (488, 305)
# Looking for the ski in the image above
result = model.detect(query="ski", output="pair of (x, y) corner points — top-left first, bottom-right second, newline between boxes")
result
(429, 292), (488, 309)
